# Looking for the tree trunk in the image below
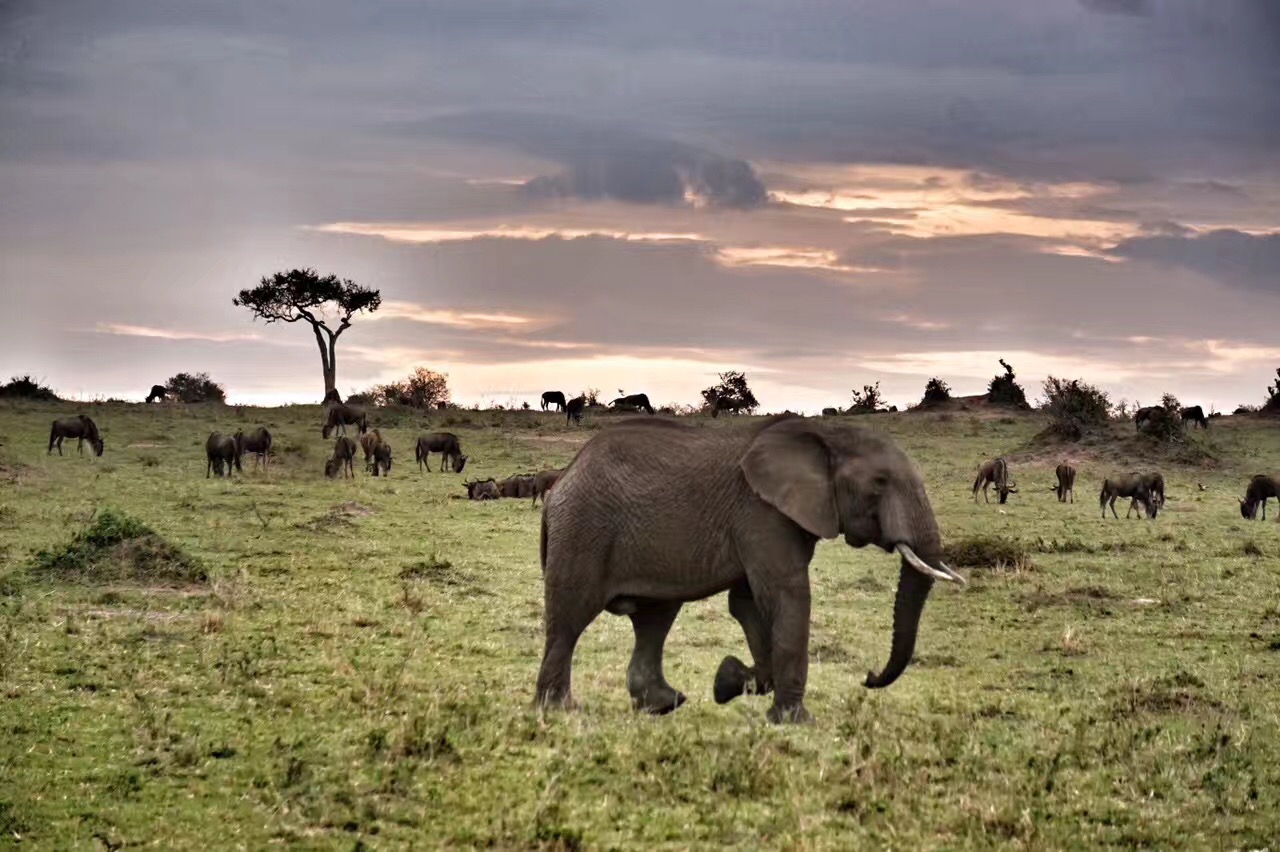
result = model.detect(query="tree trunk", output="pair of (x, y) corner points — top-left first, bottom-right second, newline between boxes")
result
(311, 324), (337, 402)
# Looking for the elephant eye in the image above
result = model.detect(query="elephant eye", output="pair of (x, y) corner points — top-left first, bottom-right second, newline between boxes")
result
(872, 473), (889, 490)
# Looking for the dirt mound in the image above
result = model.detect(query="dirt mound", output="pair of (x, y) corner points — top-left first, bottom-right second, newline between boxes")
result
(29, 509), (205, 586)
(1016, 426), (1223, 469)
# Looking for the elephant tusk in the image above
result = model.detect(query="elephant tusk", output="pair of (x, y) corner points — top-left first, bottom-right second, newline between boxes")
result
(895, 544), (964, 584)
(936, 560), (968, 584)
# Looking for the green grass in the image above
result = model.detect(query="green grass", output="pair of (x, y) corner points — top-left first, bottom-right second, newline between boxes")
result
(2, 400), (1279, 848)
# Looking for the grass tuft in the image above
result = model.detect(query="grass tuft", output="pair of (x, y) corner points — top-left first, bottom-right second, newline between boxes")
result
(28, 508), (205, 586)
(943, 534), (1032, 572)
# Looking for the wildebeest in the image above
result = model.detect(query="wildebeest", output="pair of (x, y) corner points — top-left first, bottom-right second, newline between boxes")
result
(1100, 474), (1158, 519)
(145, 385), (167, 403)
(48, 415), (105, 457)
(1055, 463), (1076, 503)
(498, 474), (538, 499)
(1134, 406), (1159, 432)
(711, 397), (746, 418)
(821, 407), (840, 417)
(1180, 405), (1208, 429)
(531, 468), (564, 507)
(972, 458), (1016, 504)
(610, 393), (655, 414)
(541, 391), (567, 412)
(235, 426), (272, 469)
(1240, 473), (1280, 520)
(566, 395), (587, 424)
(463, 479), (501, 500)
(322, 402), (367, 439)
(324, 436), (358, 479)
(359, 430), (384, 465)
(205, 432), (241, 478)
(415, 433), (467, 473)
(370, 443), (392, 477)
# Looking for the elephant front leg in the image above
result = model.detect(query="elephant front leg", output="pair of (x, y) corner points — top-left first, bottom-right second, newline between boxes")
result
(715, 581), (774, 704)
(627, 600), (686, 714)
(764, 584), (812, 724)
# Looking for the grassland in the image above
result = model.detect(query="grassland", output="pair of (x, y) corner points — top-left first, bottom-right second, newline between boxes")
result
(2, 400), (1279, 849)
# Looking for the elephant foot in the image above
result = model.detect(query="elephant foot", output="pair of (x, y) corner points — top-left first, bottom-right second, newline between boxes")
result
(714, 656), (752, 704)
(631, 684), (687, 715)
(766, 703), (813, 725)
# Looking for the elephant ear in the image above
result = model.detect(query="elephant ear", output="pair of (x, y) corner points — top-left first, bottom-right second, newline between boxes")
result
(740, 425), (839, 539)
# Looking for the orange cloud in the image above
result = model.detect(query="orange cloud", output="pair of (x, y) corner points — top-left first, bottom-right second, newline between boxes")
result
(95, 323), (263, 343)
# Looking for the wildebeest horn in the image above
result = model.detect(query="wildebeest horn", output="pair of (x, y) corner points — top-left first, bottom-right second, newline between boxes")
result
(896, 544), (966, 584)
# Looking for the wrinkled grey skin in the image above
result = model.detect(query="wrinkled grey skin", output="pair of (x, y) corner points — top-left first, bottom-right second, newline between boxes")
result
(325, 436), (358, 479)
(530, 469), (564, 507)
(49, 415), (105, 457)
(973, 458), (1016, 504)
(205, 432), (241, 478)
(1101, 473), (1158, 519)
(536, 414), (954, 724)
(1055, 463), (1076, 503)
(498, 474), (538, 499)
(415, 433), (468, 473)
(235, 426), (272, 470)
(1241, 473), (1280, 519)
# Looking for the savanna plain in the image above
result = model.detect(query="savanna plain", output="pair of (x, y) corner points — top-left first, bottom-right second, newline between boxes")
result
(2, 400), (1279, 849)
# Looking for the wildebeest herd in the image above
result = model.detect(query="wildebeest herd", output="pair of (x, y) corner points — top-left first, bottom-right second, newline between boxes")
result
(37, 394), (1277, 724)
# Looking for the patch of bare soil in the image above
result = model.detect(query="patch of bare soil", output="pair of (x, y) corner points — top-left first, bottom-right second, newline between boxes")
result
(126, 441), (168, 448)
(295, 501), (374, 532)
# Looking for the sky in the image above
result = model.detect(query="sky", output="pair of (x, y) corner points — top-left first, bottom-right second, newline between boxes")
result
(2, 0), (1278, 412)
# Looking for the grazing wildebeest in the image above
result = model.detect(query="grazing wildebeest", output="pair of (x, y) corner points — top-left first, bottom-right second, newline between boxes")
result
(48, 415), (105, 457)
(1100, 474), (1158, 519)
(322, 403), (367, 439)
(370, 443), (392, 477)
(498, 474), (538, 499)
(535, 414), (963, 722)
(145, 385), (167, 403)
(205, 432), (241, 478)
(325, 436), (358, 479)
(415, 433), (467, 473)
(1134, 406), (1158, 432)
(1055, 463), (1076, 503)
(566, 395), (587, 424)
(821, 407), (840, 417)
(1239, 473), (1280, 520)
(359, 430), (384, 466)
(463, 479), (501, 500)
(972, 458), (1016, 504)
(1180, 405), (1209, 429)
(610, 393), (655, 414)
(531, 468), (564, 507)
(234, 426), (272, 469)
(541, 391), (567, 412)
(322, 388), (342, 405)
(711, 397), (747, 418)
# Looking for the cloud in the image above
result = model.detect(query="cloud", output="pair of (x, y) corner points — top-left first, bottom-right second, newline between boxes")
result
(1108, 229), (1280, 291)
(371, 301), (546, 330)
(420, 113), (767, 208)
(94, 323), (264, 343)
(1078, 0), (1150, 16)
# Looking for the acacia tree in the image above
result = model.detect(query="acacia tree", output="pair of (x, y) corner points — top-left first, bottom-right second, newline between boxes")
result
(233, 268), (381, 403)
(700, 371), (760, 414)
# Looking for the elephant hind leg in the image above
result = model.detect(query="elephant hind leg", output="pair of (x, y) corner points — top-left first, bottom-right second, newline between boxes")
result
(626, 600), (686, 714)
(535, 586), (602, 712)
(716, 581), (774, 704)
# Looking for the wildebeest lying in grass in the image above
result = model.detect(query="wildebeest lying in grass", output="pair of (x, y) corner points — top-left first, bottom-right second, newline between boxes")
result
(415, 432), (467, 473)
(498, 474), (537, 499)
(322, 403), (367, 439)
(325, 436), (358, 479)
(1100, 473), (1159, 519)
(530, 468), (564, 507)
(205, 432), (241, 478)
(235, 426), (272, 469)
(972, 457), (1015, 504)
(1240, 473), (1280, 520)
(49, 415), (105, 457)
(1055, 463), (1076, 503)
(462, 478), (501, 500)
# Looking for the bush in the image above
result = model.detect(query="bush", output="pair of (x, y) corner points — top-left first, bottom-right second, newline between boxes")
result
(1262, 368), (1280, 415)
(165, 372), (226, 403)
(1041, 377), (1112, 440)
(580, 388), (601, 406)
(0, 375), (58, 401)
(918, 377), (951, 409)
(700, 371), (760, 414)
(364, 367), (450, 409)
(987, 359), (1029, 409)
(848, 382), (884, 414)
(30, 509), (205, 585)
(943, 535), (1032, 572)
(1136, 393), (1184, 442)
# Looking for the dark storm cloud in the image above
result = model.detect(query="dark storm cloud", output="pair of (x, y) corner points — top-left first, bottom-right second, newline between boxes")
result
(422, 113), (766, 208)
(1109, 230), (1280, 292)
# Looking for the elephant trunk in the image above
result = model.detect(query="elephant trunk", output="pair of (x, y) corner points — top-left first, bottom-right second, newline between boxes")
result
(864, 558), (934, 688)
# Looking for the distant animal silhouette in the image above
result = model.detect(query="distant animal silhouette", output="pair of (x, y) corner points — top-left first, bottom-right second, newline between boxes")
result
(972, 458), (1016, 504)
(1100, 473), (1159, 519)
(1240, 474), (1280, 520)
(1180, 405), (1208, 429)
(205, 432), (241, 478)
(610, 393), (654, 414)
(1055, 463), (1076, 503)
(530, 468), (564, 507)
(541, 391), (567, 412)
(234, 426), (272, 470)
(322, 403), (367, 439)
(145, 385), (167, 403)
(566, 395), (587, 424)
(370, 442), (392, 477)
(821, 407), (839, 417)
(711, 397), (747, 418)
(1134, 406), (1158, 432)
(325, 436), (358, 479)
(359, 430), (384, 466)
(49, 415), (104, 457)
(415, 433), (467, 473)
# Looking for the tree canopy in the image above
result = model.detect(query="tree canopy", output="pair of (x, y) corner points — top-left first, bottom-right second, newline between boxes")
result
(700, 371), (760, 414)
(165, 372), (226, 403)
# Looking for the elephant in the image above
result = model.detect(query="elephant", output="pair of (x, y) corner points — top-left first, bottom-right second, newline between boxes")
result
(205, 432), (241, 478)
(535, 414), (964, 724)
(1240, 473), (1279, 519)
(972, 458), (1015, 504)
(1055, 463), (1076, 503)
(1100, 474), (1159, 519)
(541, 391), (567, 412)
